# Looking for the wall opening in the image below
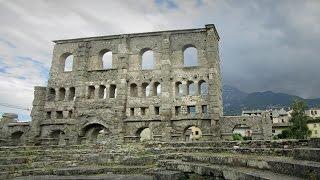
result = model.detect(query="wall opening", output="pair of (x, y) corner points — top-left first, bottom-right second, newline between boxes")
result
(109, 84), (117, 98)
(58, 88), (66, 101)
(11, 131), (23, 145)
(184, 126), (202, 141)
(47, 88), (56, 101)
(175, 106), (181, 116)
(81, 124), (107, 144)
(88, 86), (95, 99)
(141, 107), (146, 115)
(187, 106), (196, 115)
(175, 82), (184, 96)
(199, 80), (208, 95)
(137, 127), (151, 142)
(187, 81), (196, 96)
(142, 83), (150, 97)
(50, 130), (65, 145)
(100, 50), (112, 69)
(68, 87), (75, 101)
(59, 52), (73, 72)
(183, 46), (197, 67)
(68, 110), (73, 118)
(98, 85), (106, 99)
(233, 124), (252, 139)
(153, 82), (161, 96)
(202, 105), (208, 114)
(46, 111), (51, 119)
(154, 106), (160, 115)
(56, 111), (63, 119)
(130, 83), (138, 97)
(141, 49), (154, 70)
(130, 108), (135, 116)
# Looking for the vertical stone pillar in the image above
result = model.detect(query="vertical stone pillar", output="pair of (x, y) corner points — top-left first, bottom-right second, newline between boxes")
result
(160, 33), (173, 141)
(29, 86), (47, 145)
(205, 24), (222, 140)
(115, 35), (130, 144)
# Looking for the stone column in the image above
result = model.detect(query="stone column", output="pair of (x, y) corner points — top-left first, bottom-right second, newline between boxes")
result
(205, 24), (222, 140)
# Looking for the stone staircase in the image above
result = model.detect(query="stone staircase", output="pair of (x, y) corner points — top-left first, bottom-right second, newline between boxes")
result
(0, 144), (155, 179)
(148, 139), (320, 179)
(0, 140), (319, 179)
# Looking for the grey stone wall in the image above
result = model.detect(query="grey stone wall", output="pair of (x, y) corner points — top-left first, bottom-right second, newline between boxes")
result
(0, 24), (272, 146)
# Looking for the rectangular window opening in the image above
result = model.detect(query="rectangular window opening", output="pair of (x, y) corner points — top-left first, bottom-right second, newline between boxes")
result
(155, 106), (160, 115)
(56, 111), (63, 119)
(187, 106), (196, 115)
(202, 105), (208, 114)
(175, 106), (181, 116)
(130, 108), (134, 116)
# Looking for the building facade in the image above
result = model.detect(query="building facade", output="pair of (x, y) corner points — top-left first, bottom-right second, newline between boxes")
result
(0, 25), (272, 146)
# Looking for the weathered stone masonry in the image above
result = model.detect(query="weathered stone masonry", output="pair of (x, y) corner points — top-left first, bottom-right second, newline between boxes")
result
(0, 25), (272, 146)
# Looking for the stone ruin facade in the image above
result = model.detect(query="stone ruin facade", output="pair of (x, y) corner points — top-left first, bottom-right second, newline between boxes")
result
(0, 24), (272, 146)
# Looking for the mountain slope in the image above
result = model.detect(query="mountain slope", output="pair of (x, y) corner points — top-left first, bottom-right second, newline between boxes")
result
(222, 85), (320, 115)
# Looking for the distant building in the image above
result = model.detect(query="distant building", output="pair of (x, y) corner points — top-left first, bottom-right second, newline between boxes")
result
(271, 108), (291, 124)
(242, 110), (264, 117)
(305, 108), (320, 119)
(307, 118), (320, 138)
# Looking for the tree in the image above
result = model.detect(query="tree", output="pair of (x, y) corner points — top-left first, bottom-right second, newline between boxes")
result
(288, 99), (311, 139)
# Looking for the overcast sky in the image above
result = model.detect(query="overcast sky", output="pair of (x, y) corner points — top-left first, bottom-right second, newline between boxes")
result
(0, 0), (319, 121)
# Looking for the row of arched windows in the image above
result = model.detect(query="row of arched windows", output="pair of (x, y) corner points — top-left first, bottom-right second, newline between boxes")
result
(47, 87), (75, 102)
(175, 80), (208, 96)
(87, 84), (117, 99)
(129, 82), (161, 97)
(62, 46), (198, 72)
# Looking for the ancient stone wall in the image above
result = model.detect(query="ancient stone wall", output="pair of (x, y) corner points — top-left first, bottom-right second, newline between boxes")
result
(0, 24), (272, 146)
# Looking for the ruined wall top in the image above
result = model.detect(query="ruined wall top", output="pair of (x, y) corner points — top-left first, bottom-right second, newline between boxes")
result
(53, 24), (219, 44)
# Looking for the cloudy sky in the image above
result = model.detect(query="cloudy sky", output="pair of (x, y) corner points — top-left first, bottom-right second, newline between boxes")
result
(0, 0), (319, 121)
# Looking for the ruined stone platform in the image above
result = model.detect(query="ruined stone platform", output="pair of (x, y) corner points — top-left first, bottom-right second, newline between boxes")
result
(0, 139), (319, 180)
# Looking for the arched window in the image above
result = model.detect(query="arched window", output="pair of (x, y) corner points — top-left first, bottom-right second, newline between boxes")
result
(187, 81), (196, 96)
(141, 49), (154, 70)
(48, 88), (56, 101)
(175, 82), (184, 96)
(199, 80), (208, 95)
(100, 50), (112, 69)
(184, 126), (202, 141)
(183, 46), (198, 67)
(142, 82), (150, 97)
(68, 87), (75, 101)
(137, 127), (151, 142)
(109, 84), (117, 98)
(60, 53), (74, 72)
(58, 88), (66, 101)
(153, 82), (161, 96)
(88, 86), (95, 99)
(130, 83), (138, 97)
(98, 85), (106, 99)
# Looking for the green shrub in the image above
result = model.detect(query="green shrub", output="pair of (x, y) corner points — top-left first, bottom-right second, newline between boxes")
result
(232, 133), (243, 141)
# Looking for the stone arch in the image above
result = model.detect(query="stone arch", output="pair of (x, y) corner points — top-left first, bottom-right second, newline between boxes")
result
(47, 88), (56, 101)
(49, 129), (65, 145)
(141, 48), (154, 70)
(232, 124), (252, 138)
(80, 123), (109, 144)
(183, 44), (198, 67)
(175, 81), (183, 96)
(153, 82), (161, 96)
(142, 82), (150, 97)
(99, 49), (112, 69)
(59, 52), (73, 72)
(11, 131), (24, 146)
(183, 125), (202, 141)
(58, 87), (66, 101)
(130, 83), (138, 97)
(187, 81), (196, 96)
(198, 80), (208, 95)
(136, 127), (152, 142)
